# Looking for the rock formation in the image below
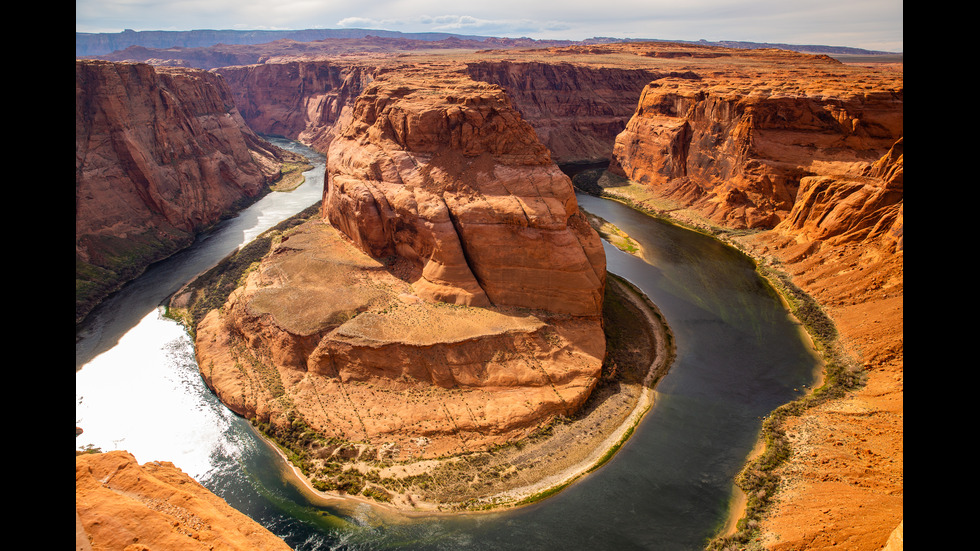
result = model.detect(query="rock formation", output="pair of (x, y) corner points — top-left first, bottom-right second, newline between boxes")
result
(192, 70), (606, 460)
(464, 61), (665, 163)
(75, 60), (298, 324)
(78, 39), (904, 549)
(575, 45), (902, 550)
(777, 137), (903, 250)
(323, 71), (606, 314)
(609, 73), (903, 229)
(217, 58), (672, 166)
(76, 450), (291, 550)
(728, 137), (903, 551)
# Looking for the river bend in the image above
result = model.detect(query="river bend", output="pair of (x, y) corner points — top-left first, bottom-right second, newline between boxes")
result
(75, 139), (819, 550)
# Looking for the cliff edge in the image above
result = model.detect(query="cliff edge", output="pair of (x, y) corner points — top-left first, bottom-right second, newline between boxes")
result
(76, 450), (291, 550)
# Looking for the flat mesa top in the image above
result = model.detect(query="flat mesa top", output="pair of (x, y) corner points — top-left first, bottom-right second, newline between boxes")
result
(246, 219), (546, 342)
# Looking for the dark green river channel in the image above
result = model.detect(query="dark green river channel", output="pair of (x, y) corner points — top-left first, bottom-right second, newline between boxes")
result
(76, 139), (820, 550)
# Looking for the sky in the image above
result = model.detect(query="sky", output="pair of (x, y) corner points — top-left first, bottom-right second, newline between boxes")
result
(75, 0), (903, 52)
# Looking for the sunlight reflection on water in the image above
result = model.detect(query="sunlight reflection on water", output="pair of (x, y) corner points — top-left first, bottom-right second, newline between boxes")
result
(75, 308), (239, 479)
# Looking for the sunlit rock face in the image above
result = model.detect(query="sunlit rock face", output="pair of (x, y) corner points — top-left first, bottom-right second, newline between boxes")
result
(75, 450), (292, 551)
(609, 69), (903, 230)
(323, 72), (606, 316)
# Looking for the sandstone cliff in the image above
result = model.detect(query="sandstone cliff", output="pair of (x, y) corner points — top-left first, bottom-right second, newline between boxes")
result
(81, 41), (903, 545)
(323, 71), (606, 315)
(75, 60), (297, 324)
(192, 71), (606, 462)
(777, 137), (903, 251)
(76, 450), (291, 550)
(217, 58), (671, 167)
(582, 46), (903, 550)
(728, 138), (903, 551)
(465, 61), (666, 163)
(215, 61), (375, 152)
(609, 73), (903, 229)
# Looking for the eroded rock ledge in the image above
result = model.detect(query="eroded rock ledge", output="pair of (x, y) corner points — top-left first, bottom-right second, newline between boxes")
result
(607, 67), (903, 231)
(323, 71), (606, 315)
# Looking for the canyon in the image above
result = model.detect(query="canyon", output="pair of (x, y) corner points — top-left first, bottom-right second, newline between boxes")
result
(75, 60), (309, 324)
(76, 37), (902, 550)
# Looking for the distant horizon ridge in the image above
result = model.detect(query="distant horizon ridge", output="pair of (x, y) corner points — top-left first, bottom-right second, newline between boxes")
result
(75, 27), (901, 57)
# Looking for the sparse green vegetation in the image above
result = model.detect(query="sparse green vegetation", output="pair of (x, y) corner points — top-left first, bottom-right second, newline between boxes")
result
(270, 159), (315, 192)
(706, 257), (863, 551)
(579, 170), (865, 550)
(583, 210), (642, 255)
(203, 274), (669, 511)
(76, 229), (193, 324)
(76, 444), (104, 456)
(164, 183), (673, 511)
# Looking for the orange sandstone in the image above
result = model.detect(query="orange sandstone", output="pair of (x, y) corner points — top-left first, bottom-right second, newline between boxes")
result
(75, 451), (291, 551)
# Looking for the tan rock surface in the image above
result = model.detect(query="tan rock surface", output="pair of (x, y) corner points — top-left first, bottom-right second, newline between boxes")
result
(195, 218), (605, 460)
(733, 205), (903, 549)
(609, 65), (902, 230)
(76, 450), (291, 550)
(82, 40), (903, 546)
(192, 67), (608, 466)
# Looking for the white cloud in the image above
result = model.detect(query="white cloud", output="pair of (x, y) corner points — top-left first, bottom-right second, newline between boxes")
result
(335, 13), (568, 38)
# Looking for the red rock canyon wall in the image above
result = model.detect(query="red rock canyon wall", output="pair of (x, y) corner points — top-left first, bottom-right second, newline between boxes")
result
(75, 60), (290, 323)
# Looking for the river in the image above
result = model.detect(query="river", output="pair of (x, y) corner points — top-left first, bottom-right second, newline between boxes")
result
(75, 139), (820, 550)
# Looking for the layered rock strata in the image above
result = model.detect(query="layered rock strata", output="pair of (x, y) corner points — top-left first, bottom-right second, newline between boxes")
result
(81, 41), (903, 545)
(75, 60), (295, 323)
(217, 58), (674, 167)
(589, 48), (902, 550)
(777, 137), (903, 251)
(323, 72), (606, 315)
(215, 61), (375, 152)
(76, 450), (291, 550)
(464, 61), (667, 163)
(609, 66), (903, 230)
(730, 138), (903, 551)
(194, 72), (606, 459)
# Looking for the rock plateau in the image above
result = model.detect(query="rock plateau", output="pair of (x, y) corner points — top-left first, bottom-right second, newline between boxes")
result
(193, 70), (607, 461)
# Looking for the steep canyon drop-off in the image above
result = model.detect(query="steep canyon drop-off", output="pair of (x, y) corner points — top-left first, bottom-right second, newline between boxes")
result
(76, 41), (902, 551)
(75, 60), (304, 324)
